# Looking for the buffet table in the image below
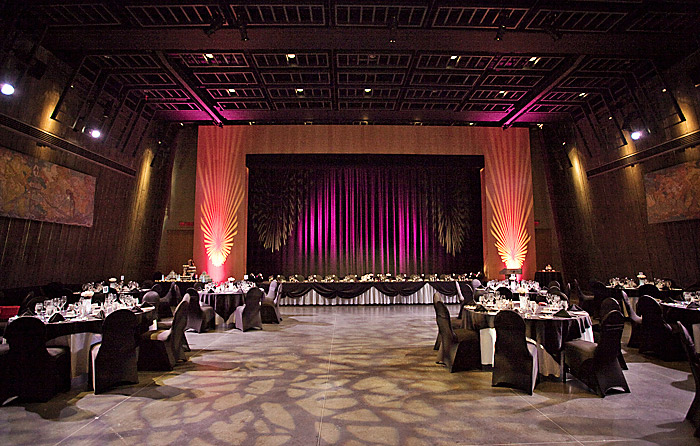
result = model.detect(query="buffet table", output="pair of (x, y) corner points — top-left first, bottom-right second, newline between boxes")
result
(278, 281), (463, 305)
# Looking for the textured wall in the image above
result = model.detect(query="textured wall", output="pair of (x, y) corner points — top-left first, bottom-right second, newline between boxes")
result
(0, 46), (173, 290)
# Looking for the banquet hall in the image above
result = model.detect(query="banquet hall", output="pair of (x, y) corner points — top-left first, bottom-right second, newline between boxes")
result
(1, 1), (700, 445)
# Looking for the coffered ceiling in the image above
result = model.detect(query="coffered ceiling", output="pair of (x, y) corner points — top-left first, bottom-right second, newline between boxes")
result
(6, 1), (700, 128)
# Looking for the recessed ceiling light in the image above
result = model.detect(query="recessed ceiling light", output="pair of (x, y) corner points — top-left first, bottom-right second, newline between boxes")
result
(287, 53), (296, 59)
(205, 53), (214, 59)
(630, 131), (643, 140)
(364, 88), (372, 93)
(295, 88), (304, 93)
(450, 55), (458, 60)
(1, 83), (15, 95)
(90, 129), (101, 138)
(579, 92), (587, 97)
(228, 88), (236, 93)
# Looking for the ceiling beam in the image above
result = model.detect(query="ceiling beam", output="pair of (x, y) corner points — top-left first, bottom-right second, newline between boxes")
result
(154, 51), (224, 126)
(500, 55), (586, 128)
(42, 28), (696, 59)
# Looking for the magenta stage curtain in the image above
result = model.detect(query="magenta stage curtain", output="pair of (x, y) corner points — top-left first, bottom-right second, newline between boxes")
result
(247, 155), (482, 277)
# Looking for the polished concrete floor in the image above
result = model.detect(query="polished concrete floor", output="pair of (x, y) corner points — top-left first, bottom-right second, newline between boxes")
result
(1, 305), (699, 446)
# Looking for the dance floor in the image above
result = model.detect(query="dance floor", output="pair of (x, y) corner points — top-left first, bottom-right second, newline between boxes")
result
(1, 305), (698, 445)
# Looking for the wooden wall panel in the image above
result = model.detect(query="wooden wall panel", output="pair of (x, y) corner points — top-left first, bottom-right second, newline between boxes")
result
(0, 48), (174, 292)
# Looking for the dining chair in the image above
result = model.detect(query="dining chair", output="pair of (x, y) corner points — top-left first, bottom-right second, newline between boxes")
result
(590, 280), (609, 319)
(138, 298), (189, 371)
(2, 316), (71, 402)
(433, 292), (467, 351)
(456, 282), (474, 318)
(638, 283), (660, 300)
(564, 310), (630, 397)
(618, 290), (643, 348)
(471, 279), (482, 291)
(89, 309), (139, 394)
(234, 287), (263, 331)
(549, 288), (569, 303)
(573, 279), (595, 313)
(157, 282), (176, 319)
(492, 310), (539, 394)
(675, 322), (700, 437)
(547, 280), (561, 290)
(636, 295), (684, 361)
(496, 286), (513, 300)
(260, 280), (283, 324)
(184, 288), (215, 333)
(593, 298), (627, 370)
(433, 298), (481, 372)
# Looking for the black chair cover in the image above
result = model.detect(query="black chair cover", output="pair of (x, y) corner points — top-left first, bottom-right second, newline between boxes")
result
(138, 298), (189, 371)
(2, 316), (70, 402)
(492, 310), (538, 394)
(185, 288), (215, 333)
(675, 322), (700, 437)
(564, 310), (630, 397)
(433, 297), (481, 372)
(90, 309), (139, 394)
(636, 295), (684, 361)
(260, 280), (283, 324)
(234, 287), (263, 331)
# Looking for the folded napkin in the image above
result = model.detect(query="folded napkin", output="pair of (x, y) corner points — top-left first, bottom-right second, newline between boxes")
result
(95, 310), (105, 320)
(141, 302), (154, 308)
(474, 304), (488, 312)
(568, 304), (583, 311)
(131, 306), (144, 313)
(48, 313), (65, 323)
(687, 302), (700, 309)
(553, 309), (572, 318)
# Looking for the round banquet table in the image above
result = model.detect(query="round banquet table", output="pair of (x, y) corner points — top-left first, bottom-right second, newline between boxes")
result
(462, 306), (593, 377)
(41, 307), (156, 382)
(661, 301), (700, 353)
(200, 291), (245, 323)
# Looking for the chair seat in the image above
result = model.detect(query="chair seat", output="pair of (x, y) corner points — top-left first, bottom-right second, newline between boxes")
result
(157, 319), (173, 330)
(142, 329), (171, 342)
(47, 346), (70, 358)
(565, 339), (597, 371)
(454, 328), (478, 342)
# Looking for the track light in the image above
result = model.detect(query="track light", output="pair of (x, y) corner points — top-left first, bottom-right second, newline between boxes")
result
(388, 15), (398, 43)
(204, 11), (225, 37)
(1, 83), (14, 95)
(494, 25), (506, 41)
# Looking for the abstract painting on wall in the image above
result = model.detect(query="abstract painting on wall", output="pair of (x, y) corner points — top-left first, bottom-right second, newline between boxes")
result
(0, 147), (96, 227)
(644, 160), (700, 224)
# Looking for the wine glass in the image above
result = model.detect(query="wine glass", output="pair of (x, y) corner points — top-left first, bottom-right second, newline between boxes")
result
(35, 302), (44, 318)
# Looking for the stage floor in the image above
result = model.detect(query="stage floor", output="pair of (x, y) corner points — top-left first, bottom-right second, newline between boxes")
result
(1, 305), (697, 445)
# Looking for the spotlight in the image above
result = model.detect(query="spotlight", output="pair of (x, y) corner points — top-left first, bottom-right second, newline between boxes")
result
(364, 88), (372, 93)
(237, 20), (249, 41)
(89, 129), (101, 138)
(1, 83), (14, 95)
(286, 53), (296, 59)
(204, 11), (225, 37)
(205, 53), (214, 59)
(494, 25), (506, 41)
(630, 131), (643, 140)
(228, 88), (236, 93)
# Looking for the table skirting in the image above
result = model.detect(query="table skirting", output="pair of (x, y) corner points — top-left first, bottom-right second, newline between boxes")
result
(279, 281), (462, 305)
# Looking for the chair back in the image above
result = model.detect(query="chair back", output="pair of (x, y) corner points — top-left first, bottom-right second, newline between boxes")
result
(474, 288), (487, 303)
(101, 309), (138, 353)
(24, 296), (48, 316)
(152, 283), (166, 297)
(433, 299), (456, 343)
(547, 280), (561, 290)
(244, 287), (263, 313)
(496, 287), (513, 299)
(494, 310), (530, 357)
(185, 288), (201, 312)
(549, 288), (569, 303)
(617, 290), (641, 321)
(458, 282), (474, 305)
(169, 297), (189, 349)
(266, 280), (278, 301)
(5, 316), (48, 353)
(638, 283), (660, 299)
(636, 294), (665, 327)
(595, 310), (625, 362)
(142, 290), (160, 307)
(676, 322), (700, 384)
(171, 283), (182, 305)
(600, 297), (621, 317)
(471, 279), (482, 291)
